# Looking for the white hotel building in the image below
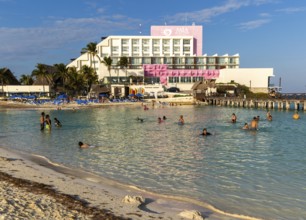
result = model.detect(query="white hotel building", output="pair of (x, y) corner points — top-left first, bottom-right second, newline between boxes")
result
(67, 25), (274, 96)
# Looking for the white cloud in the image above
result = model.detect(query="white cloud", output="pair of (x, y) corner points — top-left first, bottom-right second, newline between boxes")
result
(0, 15), (141, 62)
(259, 13), (271, 17)
(238, 19), (270, 30)
(166, 0), (278, 24)
(168, 0), (250, 23)
(276, 7), (306, 14)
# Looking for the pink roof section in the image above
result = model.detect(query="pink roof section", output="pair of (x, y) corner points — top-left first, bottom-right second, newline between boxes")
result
(150, 25), (203, 56)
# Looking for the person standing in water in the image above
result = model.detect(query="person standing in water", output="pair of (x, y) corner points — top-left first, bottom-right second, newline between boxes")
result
(40, 112), (45, 131)
(250, 117), (258, 130)
(178, 115), (184, 125)
(45, 114), (52, 131)
(231, 113), (237, 123)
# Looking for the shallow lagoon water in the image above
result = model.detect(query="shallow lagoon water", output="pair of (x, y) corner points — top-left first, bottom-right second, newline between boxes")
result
(1, 104), (306, 219)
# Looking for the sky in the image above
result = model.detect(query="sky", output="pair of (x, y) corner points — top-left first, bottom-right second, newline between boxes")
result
(0, 0), (306, 93)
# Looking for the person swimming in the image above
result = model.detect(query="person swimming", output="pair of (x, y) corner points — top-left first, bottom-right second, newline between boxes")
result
(136, 117), (144, 122)
(78, 141), (95, 149)
(242, 123), (249, 130)
(293, 112), (300, 120)
(54, 118), (62, 127)
(201, 128), (211, 136)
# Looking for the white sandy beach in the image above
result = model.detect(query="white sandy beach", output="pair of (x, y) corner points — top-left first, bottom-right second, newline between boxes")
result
(0, 146), (213, 220)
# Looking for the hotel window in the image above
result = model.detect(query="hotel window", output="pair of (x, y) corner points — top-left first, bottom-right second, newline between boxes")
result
(162, 39), (170, 45)
(173, 39), (180, 45)
(132, 39), (139, 45)
(131, 58), (141, 64)
(163, 47), (170, 53)
(133, 47), (139, 52)
(112, 46), (119, 53)
(181, 77), (191, 83)
(168, 77), (179, 83)
(122, 39), (129, 45)
(153, 39), (160, 45)
(142, 39), (149, 45)
(185, 58), (194, 64)
(152, 58), (162, 64)
(142, 57), (151, 64)
(183, 47), (190, 52)
(174, 57), (183, 64)
(183, 39), (190, 45)
(193, 77), (203, 82)
(164, 57), (172, 64)
(208, 58), (215, 64)
(196, 58), (204, 64)
(112, 58), (119, 64)
(174, 46), (180, 53)
(144, 77), (160, 84)
(122, 46), (129, 53)
(153, 47), (160, 52)
(142, 46), (150, 53)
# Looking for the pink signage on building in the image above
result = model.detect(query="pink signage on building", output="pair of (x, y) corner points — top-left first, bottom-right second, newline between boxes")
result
(150, 25), (203, 56)
(143, 64), (219, 85)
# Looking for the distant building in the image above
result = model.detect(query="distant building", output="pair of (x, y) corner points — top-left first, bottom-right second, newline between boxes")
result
(67, 25), (274, 95)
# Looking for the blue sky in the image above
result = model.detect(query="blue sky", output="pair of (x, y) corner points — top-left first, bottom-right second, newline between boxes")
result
(0, 0), (305, 92)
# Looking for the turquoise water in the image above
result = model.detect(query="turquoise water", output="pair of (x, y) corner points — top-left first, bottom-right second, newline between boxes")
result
(1, 104), (306, 220)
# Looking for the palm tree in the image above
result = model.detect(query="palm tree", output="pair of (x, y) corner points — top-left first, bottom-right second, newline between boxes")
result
(19, 74), (34, 85)
(117, 56), (129, 84)
(31, 64), (49, 95)
(54, 63), (69, 93)
(80, 65), (98, 94)
(66, 67), (87, 96)
(83, 42), (101, 74)
(101, 56), (113, 87)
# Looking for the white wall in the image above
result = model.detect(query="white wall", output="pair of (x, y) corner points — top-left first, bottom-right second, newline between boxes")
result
(217, 68), (274, 88)
(3, 85), (50, 94)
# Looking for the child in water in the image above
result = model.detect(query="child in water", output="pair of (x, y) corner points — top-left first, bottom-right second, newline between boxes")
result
(54, 118), (62, 127)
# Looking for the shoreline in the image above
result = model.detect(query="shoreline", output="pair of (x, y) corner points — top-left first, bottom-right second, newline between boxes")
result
(0, 147), (205, 219)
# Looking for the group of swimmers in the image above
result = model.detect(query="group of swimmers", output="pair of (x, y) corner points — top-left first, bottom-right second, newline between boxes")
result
(40, 112), (62, 131)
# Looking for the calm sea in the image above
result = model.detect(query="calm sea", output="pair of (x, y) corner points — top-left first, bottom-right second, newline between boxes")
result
(0, 104), (305, 220)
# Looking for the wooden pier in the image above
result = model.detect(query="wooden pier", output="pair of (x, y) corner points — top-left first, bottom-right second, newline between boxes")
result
(200, 97), (305, 111)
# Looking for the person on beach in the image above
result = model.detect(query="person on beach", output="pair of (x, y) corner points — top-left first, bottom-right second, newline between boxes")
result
(78, 141), (95, 149)
(45, 114), (51, 130)
(250, 117), (258, 130)
(231, 113), (237, 123)
(178, 115), (184, 125)
(54, 118), (62, 127)
(201, 128), (211, 136)
(163, 116), (167, 120)
(242, 123), (249, 130)
(158, 117), (163, 123)
(40, 112), (45, 131)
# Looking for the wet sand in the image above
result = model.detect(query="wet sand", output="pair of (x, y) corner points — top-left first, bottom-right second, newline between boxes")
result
(0, 147), (216, 220)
